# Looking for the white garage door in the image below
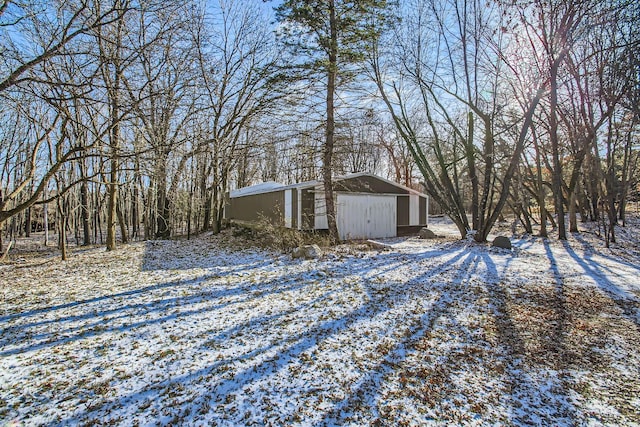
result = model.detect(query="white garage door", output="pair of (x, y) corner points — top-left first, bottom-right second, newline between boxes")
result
(337, 194), (397, 240)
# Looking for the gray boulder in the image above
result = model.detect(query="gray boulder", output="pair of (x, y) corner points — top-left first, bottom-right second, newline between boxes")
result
(492, 236), (512, 249)
(419, 227), (437, 239)
(292, 244), (322, 259)
(365, 240), (391, 251)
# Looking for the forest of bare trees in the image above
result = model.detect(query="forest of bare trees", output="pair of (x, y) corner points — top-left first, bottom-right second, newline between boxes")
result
(1, 0), (638, 255)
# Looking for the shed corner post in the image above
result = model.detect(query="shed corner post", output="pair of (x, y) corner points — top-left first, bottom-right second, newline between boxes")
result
(427, 196), (430, 227)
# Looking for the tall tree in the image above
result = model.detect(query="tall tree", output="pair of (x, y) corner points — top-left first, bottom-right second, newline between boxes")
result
(123, 2), (199, 239)
(0, 0), (132, 248)
(275, 0), (393, 242)
(95, 0), (131, 251)
(370, 0), (546, 241)
(194, 0), (282, 234)
(519, 0), (636, 239)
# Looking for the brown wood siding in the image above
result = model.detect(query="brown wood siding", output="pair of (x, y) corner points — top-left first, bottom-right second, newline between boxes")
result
(335, 175), (409, 195)
(301, 189), (315, 229)
(228, 191), (284, 225)
(396, 195), (409, 226)
(291, 189), (298, 229)
(419, 196), (427, 225)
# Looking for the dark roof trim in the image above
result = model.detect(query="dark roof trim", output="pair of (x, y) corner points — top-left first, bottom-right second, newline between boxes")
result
(230, 172), (428, 199)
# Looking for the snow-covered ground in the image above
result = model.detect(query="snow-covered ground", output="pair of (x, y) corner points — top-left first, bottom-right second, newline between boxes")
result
(1, 217), (639, 426)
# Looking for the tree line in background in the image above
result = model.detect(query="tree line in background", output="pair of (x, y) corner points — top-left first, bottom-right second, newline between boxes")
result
(0, 0), (638, 257)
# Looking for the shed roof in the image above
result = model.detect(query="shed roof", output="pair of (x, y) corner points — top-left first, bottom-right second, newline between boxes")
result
(230, 173), (428, 198)
(229, 181), (283, 197)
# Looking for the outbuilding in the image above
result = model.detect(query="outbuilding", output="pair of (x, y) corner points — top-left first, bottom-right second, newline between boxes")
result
(225, 173), (429, 240)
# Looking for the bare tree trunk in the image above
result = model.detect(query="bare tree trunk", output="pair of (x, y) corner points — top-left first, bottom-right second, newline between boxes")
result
(569, 189), (578, 232)
(93, 185), (101, 244)
(155, 151), (171, 239)
(57, 193), (68, 261)
(515, 168), (533, 234)
(604, 117), (617, 244)
(534, 136), (548, 237)
(106, 137), (119, 250)
(101, 0), (124, 252)
(0, 190), (4, 254)
(144, 186), (153, 240)
(618, 119), (636, 225)
(131, 162), (140, 240)
(466, 112), (479, 231)
(211, 190), (220, 234)
(323, 0), (339, 243)
(585, 151), (599, 221)
(211, 166), (229, 234)
(117, 201), (128, 243)
(200, 155), (212, 232)
(549, 61), (566, 240)
(600, 200), (610, 248)
(211, 147), (221, 234)
(24, 207), (31, 237)
(43, 187), (49, 246)
(577, 179), (588, 223)
(79, 160), (91, 246)
(187, 161), (194, 240)
(203, 192), (212, 232)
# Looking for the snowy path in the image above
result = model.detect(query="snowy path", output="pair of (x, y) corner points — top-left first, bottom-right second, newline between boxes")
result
(1, 229), (639, 426)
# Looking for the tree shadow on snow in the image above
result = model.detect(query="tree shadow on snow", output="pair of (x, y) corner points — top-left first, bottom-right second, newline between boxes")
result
(49, 244), (474, 425)
(27, 241), (585, 426)
(319, 250), (479, 425)
(560, 236), (640, 329)
(482, 250), (577, 425)
(0, 241), (275, 327)
(0, 266), (331, 356)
